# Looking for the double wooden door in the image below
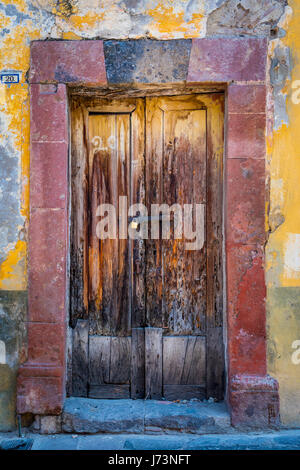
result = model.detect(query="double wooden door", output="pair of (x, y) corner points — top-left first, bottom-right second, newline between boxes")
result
(70, 93), (224, 400)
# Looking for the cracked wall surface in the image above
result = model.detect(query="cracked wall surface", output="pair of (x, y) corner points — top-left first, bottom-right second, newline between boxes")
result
(266, 1), (300, 427)
(0, 0), (299, 429)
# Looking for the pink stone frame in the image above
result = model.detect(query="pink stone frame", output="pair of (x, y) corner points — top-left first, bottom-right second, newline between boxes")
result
(17, 39), (280, 429)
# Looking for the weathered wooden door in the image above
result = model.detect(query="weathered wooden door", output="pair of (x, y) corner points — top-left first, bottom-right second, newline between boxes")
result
(70, 93), (224, 400)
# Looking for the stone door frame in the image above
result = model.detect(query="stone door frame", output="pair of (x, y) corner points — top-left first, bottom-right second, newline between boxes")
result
(17, 38), (280, 429)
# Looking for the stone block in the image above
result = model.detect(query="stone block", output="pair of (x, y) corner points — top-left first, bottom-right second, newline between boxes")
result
(30, 142), (68, 209)
(28, 208), (67, 323)
(188, 38), (267, 82)
(17, 372), (64, 415)
(30, 40), (107, 85)
(228, 84), (266, 113)
(104, 39), (191, 83)
(226, 243), (267, 376)
(230, 375), (280, 430)
(27, 323), (65, 366)
(30, 84), (68, 143)
(227, 113), (266, 159)
(226, 158), (265, 244)
(40, 415), (62, 434)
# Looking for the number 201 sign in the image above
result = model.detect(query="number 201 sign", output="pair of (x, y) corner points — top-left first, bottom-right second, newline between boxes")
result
(1, 73), (19, 84)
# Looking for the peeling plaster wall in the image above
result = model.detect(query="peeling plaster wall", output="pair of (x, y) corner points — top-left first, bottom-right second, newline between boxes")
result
(0, 0), (298, 429)
(266, 1), (300, 427)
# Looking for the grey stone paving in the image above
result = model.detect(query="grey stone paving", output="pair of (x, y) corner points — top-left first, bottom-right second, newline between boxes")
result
(29, 430), (300, 450)
(1, 429), (300, 450)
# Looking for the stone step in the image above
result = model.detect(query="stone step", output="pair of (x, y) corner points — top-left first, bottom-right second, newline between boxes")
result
(62, 398), (231, 435)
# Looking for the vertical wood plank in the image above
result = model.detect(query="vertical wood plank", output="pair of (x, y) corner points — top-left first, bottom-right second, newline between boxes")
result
(163, 336), (187, 384)
(109, 337), (131, 384)
(131, 99), (146, 328)
(181, 336), (206, 385)
(145, 97), (163, 327)
(89, 335), (110, 385)
(88, 111), (132, 336)
(116, 114), (131, 334)
(88, 114), (117, 335)
(163, 336), (206, 385)
(66, 326), (73, 397)
(145, 327), (162, 399)
(72, 320), (89, 397)
(70, 98), (89, 327)
(161, 101), (207, 334)
(206, 94), (225, 399)
(206, 327), (224, 400)
(131, 328), (145, 398)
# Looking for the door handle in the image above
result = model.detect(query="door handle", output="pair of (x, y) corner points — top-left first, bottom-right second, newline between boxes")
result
(128, 214), (169, 223)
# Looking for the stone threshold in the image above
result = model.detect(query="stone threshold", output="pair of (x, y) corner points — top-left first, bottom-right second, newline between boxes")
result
(57, 398), (232, 435)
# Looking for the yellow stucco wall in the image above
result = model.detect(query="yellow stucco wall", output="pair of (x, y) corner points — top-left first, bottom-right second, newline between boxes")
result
(0, 0), (299, 428)
(266, 0), (300, 426)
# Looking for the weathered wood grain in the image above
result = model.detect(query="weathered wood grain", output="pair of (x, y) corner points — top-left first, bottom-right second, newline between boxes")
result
(206, 327), (224, 401)
(163, 385), (206, 400)
(70, 83), (225, 100)
(72, 320), (89, 397)
(109, 337), (131, 384)
(70, 98), (89, 327)
(160, 98), (207, 334)
(89, 336), (131, 385)
(131, 99), (146, 328)
(131, 328), (145, 398)
(71, 93), (224, 400)
(163, 336), (206, 385)
(181, 335), (206, 385)
(88, 113), (130, 336)
(89, 335), (110, 385)
(145, 327), (162, 399)
(145, 97), (163, 328)
(89, 384), (130, 399)
(205, 93), (225, 399)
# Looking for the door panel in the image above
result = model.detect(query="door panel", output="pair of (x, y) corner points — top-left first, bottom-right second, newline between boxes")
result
(88, 112), (131, 336)
(70, 93), (224, 400)
(145, 95), (213, 399)
(89, 336), (131, 398)
(163, 336), (206, 400)
(162, 108), (207, 335)
(145, 97), (207, 334)
(87, 99), (145, 398)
